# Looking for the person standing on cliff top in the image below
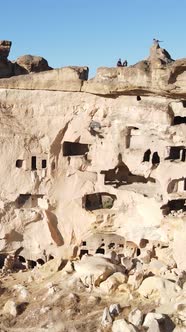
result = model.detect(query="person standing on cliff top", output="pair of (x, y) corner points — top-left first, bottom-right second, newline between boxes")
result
(153, 38), (163, 47)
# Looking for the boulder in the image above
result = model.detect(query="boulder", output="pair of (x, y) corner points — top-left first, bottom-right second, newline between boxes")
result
(128, 308), (143, 327)
(38, 257), (66, 275)
(173, 224), (186, 271)
(14, 55), (52, 75)
(143, 312), (164, 328)
(3, 300), (17, 317)
(99, 272), (127, 293)
(73, 255), (125, 287)
(138, 276), (181, 304)
(112, 319), (138, 332)
(147, 319), (161, 332)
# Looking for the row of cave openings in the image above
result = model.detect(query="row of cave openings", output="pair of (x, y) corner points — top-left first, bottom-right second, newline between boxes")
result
(0, 254), (54, 269)
(15, 145), (186, 176)
(79, 235), (145, 259)
(16, 156), (47, 170)
(143, 146), (186, 164)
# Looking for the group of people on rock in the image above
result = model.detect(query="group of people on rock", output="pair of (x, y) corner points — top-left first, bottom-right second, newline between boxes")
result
(117, 58), (128, 67)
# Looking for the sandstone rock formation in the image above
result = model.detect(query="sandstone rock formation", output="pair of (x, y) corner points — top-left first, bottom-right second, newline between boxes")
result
(14, 54), (52, 75)
(0, 40), (186, 331)
(0, 40), (52, 78)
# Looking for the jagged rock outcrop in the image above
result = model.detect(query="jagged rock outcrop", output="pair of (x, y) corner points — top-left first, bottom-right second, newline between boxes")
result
(148, 41), (174, 65)
(14, 55), (52, 75)
(0, 41), (52, 79)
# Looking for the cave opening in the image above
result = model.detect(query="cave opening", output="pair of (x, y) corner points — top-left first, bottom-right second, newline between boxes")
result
(79, 249), (89, 258)
(18, 256), (26, 263)
(95, 248), (105, 254)
(37, 258), (45, 265)
(31, 156), (37, 170)
(42, 160), (47, 169)
(63, 141), (89, 156)
(143, 149), (151, 162)
(16, 159), (23, 168)
(152, 152), (160, 165)
(173, 116), (186, 125)
(83, 193), (116, 211)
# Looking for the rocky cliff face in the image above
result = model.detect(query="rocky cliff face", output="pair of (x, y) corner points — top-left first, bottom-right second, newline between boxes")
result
(0, 40), (186, 331)
(0, 42), (186, 264)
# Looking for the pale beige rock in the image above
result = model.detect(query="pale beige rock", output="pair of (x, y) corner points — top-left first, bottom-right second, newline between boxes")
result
(101, 307), (113, 326)
(74, 255), (124, 287)
(138, 276), (181, 304)
(112, 319), (137, 332)
(173, 223), (186, 271)
(3, 300), (17, 317)
(147, 319), (161, 332)
(143, 312), (164, 328)
(99, 272), (127, 293)
(128, 308), (143, 327)
(128, 271), (144, 290)
(15, 55), (52, 75)
(0, 66), (88, 91)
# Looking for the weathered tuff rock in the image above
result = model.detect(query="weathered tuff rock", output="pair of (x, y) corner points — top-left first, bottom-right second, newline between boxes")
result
(0, 40), (52, 78)
(0, 41), (186, 283)
(14, 55), (52, 75)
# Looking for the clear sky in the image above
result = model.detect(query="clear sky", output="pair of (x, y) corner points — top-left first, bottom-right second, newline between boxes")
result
(2, 0), (186, 77)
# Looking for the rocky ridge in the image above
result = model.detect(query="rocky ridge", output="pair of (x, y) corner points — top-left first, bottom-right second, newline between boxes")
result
(0, 40), (186, 331)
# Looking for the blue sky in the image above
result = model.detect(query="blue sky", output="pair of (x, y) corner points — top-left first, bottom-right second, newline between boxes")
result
(2, 0), (186, 77)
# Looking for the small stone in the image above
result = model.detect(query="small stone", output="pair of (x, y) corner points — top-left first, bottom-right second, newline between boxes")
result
(121, 257), (133, 271)
(40, 306), (50, 314)
(14, 284), (28, 299)
(128, 308), (143, 327)
(143, 312), (164, 328)
(147, 319), (161, 332)
(109, 303), (121, 317)
(3, 300), (17, 317)
(66, 293), (79, 303)
(101, 307), (113, 326)
(47, 286), (56, 295)
(128, 272), (144, 290)
(27, 275), (34, 283)
(87, 295), (100, 305)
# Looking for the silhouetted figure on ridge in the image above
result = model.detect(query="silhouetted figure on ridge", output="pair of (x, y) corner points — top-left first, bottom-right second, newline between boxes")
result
(117, 58), (128, 67)
(117, 58), (122, 67)
(153, 38), (163, 47)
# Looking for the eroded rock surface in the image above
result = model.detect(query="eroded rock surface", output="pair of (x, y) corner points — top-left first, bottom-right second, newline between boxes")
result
(0, 40), (185, 331)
